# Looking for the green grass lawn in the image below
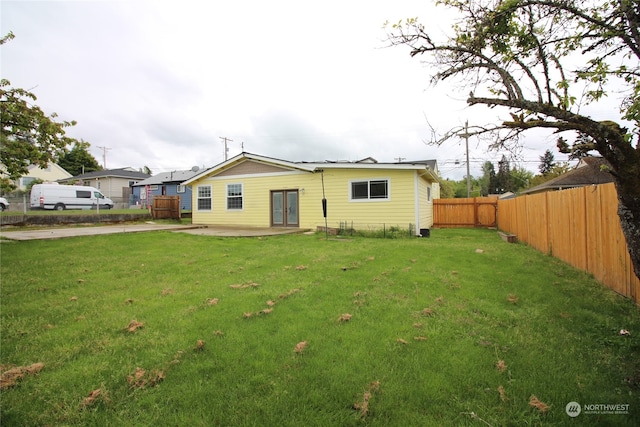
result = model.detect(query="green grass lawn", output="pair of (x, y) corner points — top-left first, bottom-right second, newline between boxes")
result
(1, 229), (639, 426)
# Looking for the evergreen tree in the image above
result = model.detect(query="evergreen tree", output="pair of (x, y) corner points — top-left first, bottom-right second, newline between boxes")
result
(538, 150), (555, 175)
(494, 155), (514, 194)
(480, 161), (496, 196)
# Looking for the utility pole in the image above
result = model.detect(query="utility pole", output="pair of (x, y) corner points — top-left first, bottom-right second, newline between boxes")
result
(96, 146), (111, 169)
(220, 137), (232, 161)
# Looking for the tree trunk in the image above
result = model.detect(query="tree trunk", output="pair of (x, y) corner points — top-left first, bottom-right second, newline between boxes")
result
(599, 129), (640, 280)
(613, 174), (640, 281)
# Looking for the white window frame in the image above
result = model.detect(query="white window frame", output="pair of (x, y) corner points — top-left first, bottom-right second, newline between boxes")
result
(197, 185), (212, 211)
(349, 178), (390, 201)
(226, 183), (243, 210)
(177, 185), (186, 194)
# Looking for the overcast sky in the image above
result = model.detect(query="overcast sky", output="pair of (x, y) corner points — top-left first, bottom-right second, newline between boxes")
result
(1, 0), (608, 180)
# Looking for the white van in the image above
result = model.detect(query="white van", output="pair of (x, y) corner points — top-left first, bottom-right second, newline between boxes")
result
(30, 183), (114, 211)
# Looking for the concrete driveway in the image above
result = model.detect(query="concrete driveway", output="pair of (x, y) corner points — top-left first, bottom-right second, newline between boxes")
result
(0, 224), (310, 241)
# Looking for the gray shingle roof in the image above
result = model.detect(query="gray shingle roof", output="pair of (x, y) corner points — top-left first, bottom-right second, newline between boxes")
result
(133, 169), (202, 186)
(61, 168), (151, 181)
(522, 157), (614, 194)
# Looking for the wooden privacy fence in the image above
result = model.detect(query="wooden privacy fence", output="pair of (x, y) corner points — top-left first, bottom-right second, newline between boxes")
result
(434, 196), (498, 228)
(151, 196), (181, 220)
(497, 183), (639, 304)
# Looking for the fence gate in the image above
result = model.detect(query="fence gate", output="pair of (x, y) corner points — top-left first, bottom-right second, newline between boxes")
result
(433, 197), (498, 228)
(151, 196), (181, 220)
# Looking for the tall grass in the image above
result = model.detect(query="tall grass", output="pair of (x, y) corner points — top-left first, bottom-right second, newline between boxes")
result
(1, 229), (639, 426)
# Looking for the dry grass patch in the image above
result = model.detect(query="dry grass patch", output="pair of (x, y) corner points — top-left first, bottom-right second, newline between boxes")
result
(80, 388), (109, 409)
(278, 288), (301, 300)
(529, 395), (550, 414)
(125, 320), (144, 333)
(127, 367), (165, 389)
(293, 341), (308, 354)
(353, 380), (381, 418)
(497, 385), (507, 402)
(337, 313), (352, 322)
(421, 307), (433, 316)
(229, 281), (260, 289)
(0, 363), (44, 389)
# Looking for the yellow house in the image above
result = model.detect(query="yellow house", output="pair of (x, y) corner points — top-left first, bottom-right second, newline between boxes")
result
(183, 153), (440, 235)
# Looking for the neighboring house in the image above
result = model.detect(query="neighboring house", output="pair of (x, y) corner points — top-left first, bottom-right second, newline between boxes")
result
(131, 168), (202, 210)
(58, 168), (151, 205)
(16, 163), (73, 191)
(521, 157), (615, 195)
(182, 152), (440, 234)
(0, 163), (72, 191)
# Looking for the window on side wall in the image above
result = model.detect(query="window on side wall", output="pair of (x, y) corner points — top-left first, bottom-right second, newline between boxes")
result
(350, 179), (389, 201)
(227, 183), (243, 210)
(197, 185), (212, 211)
(21, 177), (36, 187)
(427, 186), (431, 202)
(177, 185), (186, 193)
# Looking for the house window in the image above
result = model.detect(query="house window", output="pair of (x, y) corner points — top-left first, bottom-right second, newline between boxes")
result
(227, 183), (243, 210)
(20, 177), (36, 187)
(427, 187), (432, 202)
(177, 185), (186, 193)
(350, 179), (389, 201)
(150, 185), (159, 191)
(197, 185), (212, 211)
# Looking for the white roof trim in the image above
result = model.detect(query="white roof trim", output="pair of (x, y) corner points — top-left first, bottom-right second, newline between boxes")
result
(183, 152), (440, 185)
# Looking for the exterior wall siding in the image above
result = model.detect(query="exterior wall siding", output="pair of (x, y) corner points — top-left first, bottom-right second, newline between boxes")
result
(131, 184), (192, 210)
(190, 166), (434, 230)
(319, 169), (416, 228)
(215, 160), (291, 176)
(191, 171), (311, 227)
(417, 176), (434, 229)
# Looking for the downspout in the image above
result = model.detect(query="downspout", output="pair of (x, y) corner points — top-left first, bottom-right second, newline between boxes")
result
(414, 171), (420, 236)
